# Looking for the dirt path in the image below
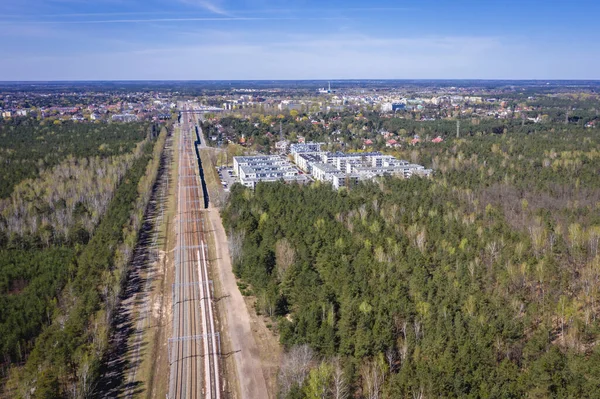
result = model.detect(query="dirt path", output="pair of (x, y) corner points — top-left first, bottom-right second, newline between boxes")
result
(205, 205), (272, 399)
(148, 130), (177, 399)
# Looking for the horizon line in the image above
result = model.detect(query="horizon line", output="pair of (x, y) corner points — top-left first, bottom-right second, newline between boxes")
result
(1, 79), (600, 83)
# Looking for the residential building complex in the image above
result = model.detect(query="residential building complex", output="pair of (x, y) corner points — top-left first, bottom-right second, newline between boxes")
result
(234, 142), (432, 190)
(233, 155), (310, 189)
(294, 143), (431, 189)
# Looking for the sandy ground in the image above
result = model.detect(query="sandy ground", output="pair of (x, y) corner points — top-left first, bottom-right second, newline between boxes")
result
(239, 296), (283, 398)
(205, 205), (276, 399)
(147, 128), (178, 399)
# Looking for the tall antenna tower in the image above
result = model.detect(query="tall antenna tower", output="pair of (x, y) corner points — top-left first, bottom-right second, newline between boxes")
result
(565, 107), (569, 125)
(328, 81), (331, 93)
(456, 119), (460, 138)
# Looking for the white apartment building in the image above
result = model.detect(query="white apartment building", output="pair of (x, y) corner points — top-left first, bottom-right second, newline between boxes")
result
(233, 155), (286, 176)
(311, 163), (341, 182)
(294, 152), (325, 173)
(290, 142), (324, 154)
(331, 173), (361, 190)
(233, 155), (310, 189)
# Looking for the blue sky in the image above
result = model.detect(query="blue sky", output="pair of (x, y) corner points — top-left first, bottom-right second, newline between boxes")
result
(0, 0), (599, 80)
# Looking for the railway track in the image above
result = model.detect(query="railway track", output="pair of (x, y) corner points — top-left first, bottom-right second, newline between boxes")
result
(168, 103), (221, 399)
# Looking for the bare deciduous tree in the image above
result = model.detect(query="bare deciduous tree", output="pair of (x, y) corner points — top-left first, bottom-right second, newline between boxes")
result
(412, 385), (424, 399)
(385, 347), (398, 372)
(331, 357), (349, 399)
(414, 319), (422, 341)
(398, 338), (409, 365)
(358, 204), (368, 220)
(275, 238), (296, 281)
(416, 229), (427, 253)
(360, 358), (386, 399)
(228, 229), (245, 266)
(78, 355), (96, 399)
(278, 344), (314, 397)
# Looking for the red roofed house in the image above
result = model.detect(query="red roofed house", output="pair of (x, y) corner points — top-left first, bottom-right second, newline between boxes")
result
(386, 139), (399, 148)
(432, 136), (444, 143)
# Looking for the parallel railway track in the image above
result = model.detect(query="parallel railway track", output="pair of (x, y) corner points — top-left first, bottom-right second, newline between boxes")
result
(168, 103), (221, 399)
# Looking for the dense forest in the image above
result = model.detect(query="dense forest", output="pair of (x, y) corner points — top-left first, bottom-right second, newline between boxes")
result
(222, 128), (600, 398)
(0, 119), (149, 198)
(0, 150), (144, 248)
(0, 118), (167, 398)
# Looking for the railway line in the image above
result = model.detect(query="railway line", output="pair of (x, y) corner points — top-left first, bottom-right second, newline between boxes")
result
(168, 103), (221, 399)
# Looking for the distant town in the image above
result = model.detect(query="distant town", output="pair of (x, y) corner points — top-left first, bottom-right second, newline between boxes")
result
(0, 87), (176, 123)
(2, 80), (598, 129)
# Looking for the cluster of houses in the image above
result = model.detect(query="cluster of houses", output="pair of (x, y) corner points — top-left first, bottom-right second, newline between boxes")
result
(361, 132), (444, 149)
(0, 97), (176, 123)
(233, 142), (432, 190)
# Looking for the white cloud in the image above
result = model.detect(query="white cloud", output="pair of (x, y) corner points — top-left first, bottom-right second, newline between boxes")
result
(178, 0), (230, 16)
